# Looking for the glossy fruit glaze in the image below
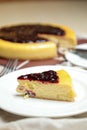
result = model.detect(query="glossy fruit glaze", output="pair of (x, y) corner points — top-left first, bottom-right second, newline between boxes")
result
(18, 70), (59, 83)
(0, 24), (65, 43)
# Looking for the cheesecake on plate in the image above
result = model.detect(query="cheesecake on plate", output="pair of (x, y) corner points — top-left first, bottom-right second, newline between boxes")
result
(16, 69), (76, 101)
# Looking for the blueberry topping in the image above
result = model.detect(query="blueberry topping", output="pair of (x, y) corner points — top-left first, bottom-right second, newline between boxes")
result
(18, 70), (59, 83)
(0, 24), (65, 43)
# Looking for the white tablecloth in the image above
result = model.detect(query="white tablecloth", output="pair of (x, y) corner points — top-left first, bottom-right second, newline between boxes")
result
(0, 111), (87, 130)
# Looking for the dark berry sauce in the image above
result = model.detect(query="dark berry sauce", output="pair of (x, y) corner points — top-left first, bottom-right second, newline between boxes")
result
(0, 24), (65, 43)
(18, 70), (59, 83)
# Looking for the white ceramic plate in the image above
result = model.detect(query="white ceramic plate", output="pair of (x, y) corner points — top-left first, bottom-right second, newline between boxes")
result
(65, 41), (87, 69)
(76, 43), (87, 50)
(65, 51), (87, 69)
(66, 33), (87, 68)
(0, 65), (87, 117)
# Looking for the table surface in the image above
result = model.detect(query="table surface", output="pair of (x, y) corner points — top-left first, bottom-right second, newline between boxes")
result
(0, 0), (87, 35)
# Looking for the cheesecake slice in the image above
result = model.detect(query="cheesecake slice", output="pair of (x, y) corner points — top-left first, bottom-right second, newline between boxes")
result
(16, 69), (76, 101)
(0, 23), (76, 60)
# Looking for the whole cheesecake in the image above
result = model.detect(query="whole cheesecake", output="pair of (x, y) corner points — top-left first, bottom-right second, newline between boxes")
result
(16, 69), (76, 101)
(0, 23), (77, 60)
